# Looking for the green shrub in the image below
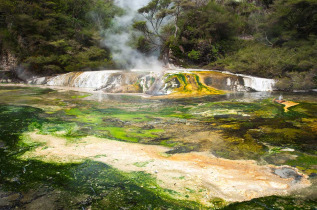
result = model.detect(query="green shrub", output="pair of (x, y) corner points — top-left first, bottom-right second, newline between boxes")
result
(188, 50), (201, 60)
(211, 38), (317, 81)
(275, 69), (317, 91)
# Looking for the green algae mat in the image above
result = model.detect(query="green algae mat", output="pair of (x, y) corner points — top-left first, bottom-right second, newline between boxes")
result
(0, 86), (316, 209)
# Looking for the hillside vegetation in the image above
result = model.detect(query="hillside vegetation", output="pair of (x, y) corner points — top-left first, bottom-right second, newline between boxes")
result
(0, 0), (316, 90)
(0, 0), (117, 74)
(135, 0), (317, 90)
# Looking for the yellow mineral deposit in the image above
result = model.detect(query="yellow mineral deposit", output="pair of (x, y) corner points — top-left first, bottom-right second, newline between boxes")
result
(280, 101), (300, 112)
(21, 132), (311, 207)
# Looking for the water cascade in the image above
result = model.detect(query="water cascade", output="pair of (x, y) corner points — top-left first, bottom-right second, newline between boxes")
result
(241, 75), (276, 92)
(28, 69), (276, 95)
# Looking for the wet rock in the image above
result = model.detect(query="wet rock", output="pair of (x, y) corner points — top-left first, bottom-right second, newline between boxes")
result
(5, 193), (21, 202)
(0, 199), (10, 208)
(20, 186), (53, 203)
(264, 153), (297, 165)
(74, 195), (93, 206)
(142, 125), (154, 130)
(102, 118), (125, 127)
(24, 191), (60, 210)
(166, 144), (200, 154)
(0, 191), (21, 208)
(274, 167), (302, 184)
(214, 114), (247, 120)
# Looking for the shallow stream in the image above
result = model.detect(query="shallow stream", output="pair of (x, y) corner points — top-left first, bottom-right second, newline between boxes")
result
(0, 85), (316, 209)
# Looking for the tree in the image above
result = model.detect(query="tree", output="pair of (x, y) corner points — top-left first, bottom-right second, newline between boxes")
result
(266, 0), (317, 42)
(0, 0), (117, 75)
(172, 1), (241, 64)
(134, 0), (172, 57)
(134, 0), (198, 63)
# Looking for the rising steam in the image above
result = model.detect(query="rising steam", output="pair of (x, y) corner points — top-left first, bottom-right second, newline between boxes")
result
(102, 0), (163, 71)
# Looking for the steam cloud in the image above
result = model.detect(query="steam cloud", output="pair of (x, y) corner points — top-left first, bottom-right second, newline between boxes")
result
(102, 0), (163, 71)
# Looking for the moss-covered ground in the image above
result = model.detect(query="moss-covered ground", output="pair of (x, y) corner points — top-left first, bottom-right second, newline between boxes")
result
(0, 86), (316, 209)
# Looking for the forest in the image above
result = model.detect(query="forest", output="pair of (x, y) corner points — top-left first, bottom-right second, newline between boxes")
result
(0, 0), (316, 90)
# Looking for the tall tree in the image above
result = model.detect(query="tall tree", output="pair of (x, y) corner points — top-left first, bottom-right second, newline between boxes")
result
(133, 0), (198, 63)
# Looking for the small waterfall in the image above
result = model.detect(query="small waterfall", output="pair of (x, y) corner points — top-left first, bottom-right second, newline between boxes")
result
(242, 76), (276, 92)
(29, 70), (159, 93)
(28, 69), (276, 95)
(46, 70), (121, 89)
(226, 77), (246, 91)
(144, 72), (165, 95)
(205, 70), (275, 91)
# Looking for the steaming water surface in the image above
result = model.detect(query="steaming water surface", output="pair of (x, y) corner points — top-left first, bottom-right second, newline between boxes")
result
(0, 86), (316, 209)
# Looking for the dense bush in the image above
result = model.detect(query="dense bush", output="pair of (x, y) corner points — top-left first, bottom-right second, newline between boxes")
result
(275, 70), (317, 90)
(173, 1), (242, 65)
(211, 38), (317, 77)
(0, 0), (118, 75)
